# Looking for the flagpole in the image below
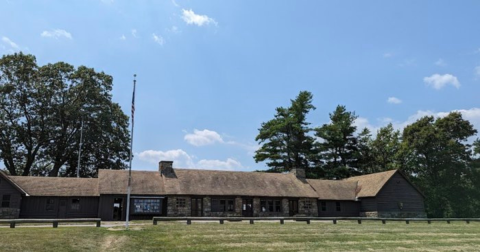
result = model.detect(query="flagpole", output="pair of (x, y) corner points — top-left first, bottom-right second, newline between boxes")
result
(126, 74), (136, 230)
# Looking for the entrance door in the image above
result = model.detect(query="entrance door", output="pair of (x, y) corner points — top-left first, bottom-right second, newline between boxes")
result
(191, 198), (203, 217)
(113, 198), (123, 221)
(58, 199), (67, 218)
(289, 200), (298, 216)
(242, 199), (253, 217)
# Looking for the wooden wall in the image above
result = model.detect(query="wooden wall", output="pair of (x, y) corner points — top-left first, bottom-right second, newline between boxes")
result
(0, 176), (22, 209)
(376, 173), (425, 213)
(19, 196), (99, 218)
(317, 200), (360, 217)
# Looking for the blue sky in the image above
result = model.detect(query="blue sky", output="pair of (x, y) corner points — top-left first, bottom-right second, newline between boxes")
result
(1, 0), (480, 172)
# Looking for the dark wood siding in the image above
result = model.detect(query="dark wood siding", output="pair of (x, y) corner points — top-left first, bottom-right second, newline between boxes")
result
(360, 198), (377, 212)
(19, 197), (99, 218)
(317, 200), (360, 217)
(0, 177), (22, 209)
(376, 173), (425, 212)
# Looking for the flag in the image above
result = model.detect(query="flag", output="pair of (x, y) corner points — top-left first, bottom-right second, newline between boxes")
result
(131, 78), (136, 126)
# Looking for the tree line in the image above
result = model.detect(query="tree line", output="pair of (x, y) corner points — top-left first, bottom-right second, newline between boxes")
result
(0, 53), (130, 177)
(255, 91), (480, 217)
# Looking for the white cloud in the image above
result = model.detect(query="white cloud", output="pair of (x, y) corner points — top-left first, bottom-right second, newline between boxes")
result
(171, 0), (179, 7)
(152, 33), (164, 46)
(435, 58), (447, 67)
(423, 74), (460, 90)
(40, 29), (72, 39)
(131, 29), (138, 38)
(354, 108), (480, 138)
(387, 97), (402, 104)
(167, 26), (180, 34)
(196, 158), (243, 171)
(137, 149), (194, 168)
(181, 9), (217, 26)
(1, 36), (19, 50)
(120, 35), (126, 40)
(137, 149), (243, 171)
(475, 66), (480, 78)
(184, 129), (224, 146)
(398, 58), (416, 67)
(383, 52), (393, 58)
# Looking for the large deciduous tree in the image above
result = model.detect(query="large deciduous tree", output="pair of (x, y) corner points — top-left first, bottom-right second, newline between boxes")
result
(402, 112), (479, 217)
(0, 53), (130, 177)
(254, 91), (317, 174)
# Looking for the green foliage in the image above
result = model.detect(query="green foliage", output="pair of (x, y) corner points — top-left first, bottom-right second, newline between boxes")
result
(254, 91), (317, 173)
(315, 105), (359, 179)
(401, 112), (479, 217)
(0, 53), (130, 177)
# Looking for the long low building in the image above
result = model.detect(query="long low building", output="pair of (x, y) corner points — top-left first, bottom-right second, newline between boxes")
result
(0, 161), (426, 220)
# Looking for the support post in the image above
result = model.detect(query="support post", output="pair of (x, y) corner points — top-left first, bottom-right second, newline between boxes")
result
(280, 219), (284, 225)
(306, 220), (310, 224)
(428, 220), (431, 224)
(333, 220), (337, 224)
(187, 220), (191, 225)
(466, 220), (470, 224)
(382, 220), (386, 224)
(220, 220), (224, 224)
(250, 220), (254, 224)
(406, 220), (409, 224)
(447, 220), (450, 224)
(53, 222), (58, 228)
(153, 219), (157, 225)
(10, 222), (15, 228)
(357, 220), (362, 224)
(96, 221), (101, 227)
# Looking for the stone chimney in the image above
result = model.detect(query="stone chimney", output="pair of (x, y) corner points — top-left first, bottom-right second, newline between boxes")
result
(159, 160), (175, 177)
(291, 168), (305, 179)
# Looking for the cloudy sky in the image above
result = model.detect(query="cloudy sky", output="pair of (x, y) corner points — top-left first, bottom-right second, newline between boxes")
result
(1, 0), (480, 172)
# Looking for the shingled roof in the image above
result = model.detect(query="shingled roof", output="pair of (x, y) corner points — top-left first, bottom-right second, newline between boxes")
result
(345, 169), (397, 198)
(8, 176), (99, 197)
(98, 170), (165, 195)
(163, 169), (319, 198)
(307, 179), (358, 200)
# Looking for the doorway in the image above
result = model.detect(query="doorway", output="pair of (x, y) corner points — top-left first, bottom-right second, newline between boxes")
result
(191, 198), (203, 217)
(58, 199), (67, 218)
(113, 198), (123, 221)
(289, 200), (298, 216)
(242, 199), (253, 217)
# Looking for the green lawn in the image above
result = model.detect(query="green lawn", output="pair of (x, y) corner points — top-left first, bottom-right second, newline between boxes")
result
(1, 221), (480, 251)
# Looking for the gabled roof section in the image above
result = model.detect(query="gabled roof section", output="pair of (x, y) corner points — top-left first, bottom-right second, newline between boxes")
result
(98, 169), (165, 195)
(307, 179), (358, 200)
(8, 175), (99, 197)
(163, 169), (318, 198)
(345, 169), (397, 198)
(0, 170), (29, 196)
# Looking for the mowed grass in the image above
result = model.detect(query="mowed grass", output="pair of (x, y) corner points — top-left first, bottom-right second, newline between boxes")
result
(1, 220), (480, 251)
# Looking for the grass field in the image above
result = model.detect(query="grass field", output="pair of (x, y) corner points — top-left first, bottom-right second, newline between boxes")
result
(1, 220), (480, 251)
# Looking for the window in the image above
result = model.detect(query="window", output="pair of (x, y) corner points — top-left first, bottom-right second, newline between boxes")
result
(336, 202), (341, 212)
(303, 200), (312, 210)
(260, 199), (282, 213)
(71, 198), (80, 211)
(211, 198), (235, 212)
(176, 198), (186, 208)
(46, 199), (55, 211)
(1, 195), (11, 208)
(133, 199), (161, 214)
(320, 201), (327, 211)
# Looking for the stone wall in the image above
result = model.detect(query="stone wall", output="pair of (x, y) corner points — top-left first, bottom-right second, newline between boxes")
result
(167, 196), (191, 217)
(298, 198), (318, 217)
(360, 211), (427, 218)
(282, 199), (289, 216)
(0, 208), (20, 219)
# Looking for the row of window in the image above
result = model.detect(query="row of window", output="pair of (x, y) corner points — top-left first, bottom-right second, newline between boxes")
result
(319, 201), (342, 212)
(173, 198), (317, 213)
